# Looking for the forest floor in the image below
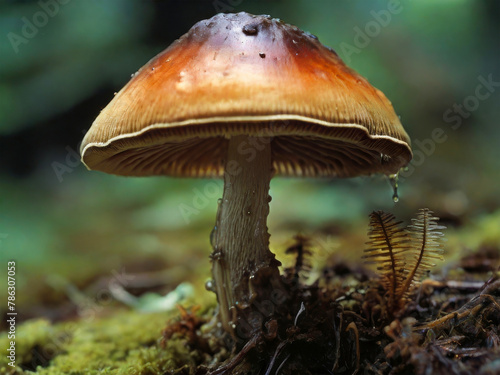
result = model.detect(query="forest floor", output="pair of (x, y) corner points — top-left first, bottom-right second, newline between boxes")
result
(1, 210), (499, 375)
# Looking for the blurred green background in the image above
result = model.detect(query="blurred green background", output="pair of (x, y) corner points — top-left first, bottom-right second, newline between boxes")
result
(1, 0), (499, 326)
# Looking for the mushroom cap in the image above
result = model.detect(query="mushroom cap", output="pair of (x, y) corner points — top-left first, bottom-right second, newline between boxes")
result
(81, 12), (412, 178)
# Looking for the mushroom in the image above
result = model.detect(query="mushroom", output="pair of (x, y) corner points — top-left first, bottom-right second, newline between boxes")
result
(81, 13), (412, 337)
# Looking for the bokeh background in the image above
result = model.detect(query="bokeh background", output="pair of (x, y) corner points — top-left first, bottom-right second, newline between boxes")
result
(1, 0), (499, 325)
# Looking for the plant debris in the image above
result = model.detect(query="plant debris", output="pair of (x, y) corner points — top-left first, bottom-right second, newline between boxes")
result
(157, 209), (499, 374)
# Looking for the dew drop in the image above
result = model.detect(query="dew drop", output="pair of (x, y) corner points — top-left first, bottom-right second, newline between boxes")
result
(305, 32), (318, 40)
(205, 279), (215, 292)
(210, 225), (217, 247)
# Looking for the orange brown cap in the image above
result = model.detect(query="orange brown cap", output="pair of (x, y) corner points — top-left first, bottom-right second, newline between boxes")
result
(81, 12), (412, 178)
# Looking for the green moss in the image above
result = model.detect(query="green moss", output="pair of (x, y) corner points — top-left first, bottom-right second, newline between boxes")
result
(0, 306), (212, 375)
(1, 319), (57, 374)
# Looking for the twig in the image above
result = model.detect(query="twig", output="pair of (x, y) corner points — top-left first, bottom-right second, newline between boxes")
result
(414, 294), (500, 332)
(208, 333), (260, 375)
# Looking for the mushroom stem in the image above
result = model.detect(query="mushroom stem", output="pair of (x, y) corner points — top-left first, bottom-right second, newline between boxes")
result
(211, 134), (281, 336)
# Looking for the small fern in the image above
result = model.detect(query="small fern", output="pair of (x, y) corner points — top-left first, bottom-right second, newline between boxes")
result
(400, 208), (446, 299)
(364, 208), (446, 315)
(363, 211), (410, 311)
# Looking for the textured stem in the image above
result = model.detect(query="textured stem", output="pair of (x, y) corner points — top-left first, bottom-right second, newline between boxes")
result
(211, 135), (278, 335)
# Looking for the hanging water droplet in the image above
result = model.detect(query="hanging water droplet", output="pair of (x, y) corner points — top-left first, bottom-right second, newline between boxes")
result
(388, 173), (399, 203)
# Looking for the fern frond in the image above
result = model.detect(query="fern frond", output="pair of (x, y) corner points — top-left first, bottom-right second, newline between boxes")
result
(363, 211), (410, 309)
(398, 208), (446, 300)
